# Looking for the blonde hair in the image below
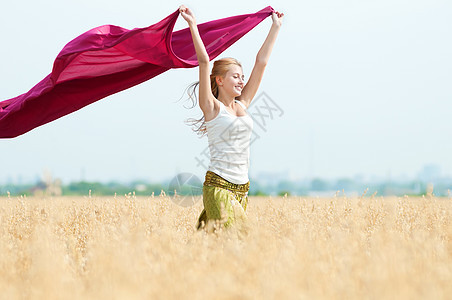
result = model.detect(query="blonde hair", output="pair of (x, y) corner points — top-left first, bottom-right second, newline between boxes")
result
(185, 58), (242, 136)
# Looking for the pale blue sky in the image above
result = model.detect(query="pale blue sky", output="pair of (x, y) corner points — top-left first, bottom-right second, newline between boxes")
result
(1, 0), (451, 184)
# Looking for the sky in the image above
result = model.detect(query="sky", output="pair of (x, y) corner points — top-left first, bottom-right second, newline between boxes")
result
(1, 0), (451, 184)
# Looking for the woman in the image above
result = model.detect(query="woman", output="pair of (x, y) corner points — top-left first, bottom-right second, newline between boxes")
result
(179, 5), (283, 230)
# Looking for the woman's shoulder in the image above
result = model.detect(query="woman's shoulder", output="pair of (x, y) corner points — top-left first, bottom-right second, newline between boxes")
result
(234, 99), (247, 110)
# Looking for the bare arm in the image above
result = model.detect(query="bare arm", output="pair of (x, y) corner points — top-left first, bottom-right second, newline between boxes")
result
(238, 11), (284, 107)
(179, 5), (217, 120)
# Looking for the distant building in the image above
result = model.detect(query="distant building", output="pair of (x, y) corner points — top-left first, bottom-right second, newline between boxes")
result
(418, 164), (441, 183)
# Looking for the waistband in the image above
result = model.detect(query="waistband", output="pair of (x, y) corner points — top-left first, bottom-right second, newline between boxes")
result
(204, 171), (250, 193)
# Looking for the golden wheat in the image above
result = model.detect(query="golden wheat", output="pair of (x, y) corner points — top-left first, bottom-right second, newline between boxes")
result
(0, 194), (451, 299)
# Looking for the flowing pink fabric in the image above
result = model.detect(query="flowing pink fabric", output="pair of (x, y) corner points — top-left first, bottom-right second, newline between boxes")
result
(0, 7), (273, 138)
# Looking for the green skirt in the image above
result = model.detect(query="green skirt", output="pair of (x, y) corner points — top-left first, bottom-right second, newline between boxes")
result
(196, 171), (250, 230)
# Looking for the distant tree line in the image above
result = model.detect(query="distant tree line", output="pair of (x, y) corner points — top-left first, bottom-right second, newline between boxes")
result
(0, 177), (451, 197)
(248, 177), (452, 197)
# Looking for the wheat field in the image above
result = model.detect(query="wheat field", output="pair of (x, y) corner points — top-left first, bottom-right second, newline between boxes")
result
(0, 194), (451, 299)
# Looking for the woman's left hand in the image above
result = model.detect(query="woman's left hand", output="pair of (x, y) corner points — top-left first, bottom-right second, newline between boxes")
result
(179, 5), (196, 25)
(271, 11), (284, 27)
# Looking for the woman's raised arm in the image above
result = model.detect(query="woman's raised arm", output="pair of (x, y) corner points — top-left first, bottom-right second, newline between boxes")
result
(179, 5), (216, 119)
(238, 11), (284, 107)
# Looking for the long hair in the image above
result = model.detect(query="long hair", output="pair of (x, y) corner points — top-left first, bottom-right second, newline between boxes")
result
(185, 58), (242, 136)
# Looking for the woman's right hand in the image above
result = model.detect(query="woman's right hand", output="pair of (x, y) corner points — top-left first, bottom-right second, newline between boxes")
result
(179, 5), (196, 25)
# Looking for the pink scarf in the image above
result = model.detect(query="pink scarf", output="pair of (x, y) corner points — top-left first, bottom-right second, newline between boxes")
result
(0, 7), (273, 138)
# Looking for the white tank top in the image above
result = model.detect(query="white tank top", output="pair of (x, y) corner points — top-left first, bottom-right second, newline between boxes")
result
(205, 100), (253, 184)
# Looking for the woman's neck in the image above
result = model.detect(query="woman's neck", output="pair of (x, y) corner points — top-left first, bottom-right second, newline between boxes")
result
(217, 92), (236, 108)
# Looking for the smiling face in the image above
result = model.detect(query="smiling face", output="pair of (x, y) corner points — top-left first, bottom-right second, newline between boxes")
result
(217, 64), (245, 98)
